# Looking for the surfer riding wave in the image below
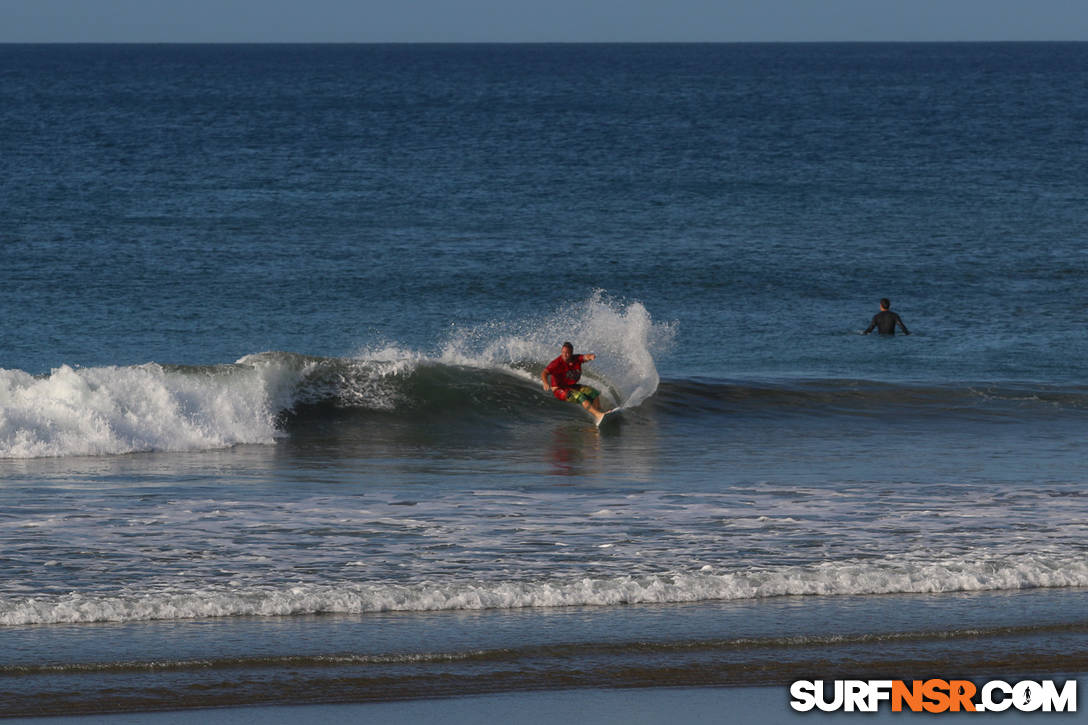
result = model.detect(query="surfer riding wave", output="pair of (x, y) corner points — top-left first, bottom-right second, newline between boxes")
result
(541, 342), (610, 423)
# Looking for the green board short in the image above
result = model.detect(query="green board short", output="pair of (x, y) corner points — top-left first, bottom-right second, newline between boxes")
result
(563, 385), (600, 404)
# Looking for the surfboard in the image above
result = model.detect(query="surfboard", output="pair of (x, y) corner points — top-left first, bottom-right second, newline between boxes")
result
(596, 407), (624, 428)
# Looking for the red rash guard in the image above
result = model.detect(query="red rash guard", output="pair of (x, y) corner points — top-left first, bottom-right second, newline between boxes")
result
(544, 354), (585, 398)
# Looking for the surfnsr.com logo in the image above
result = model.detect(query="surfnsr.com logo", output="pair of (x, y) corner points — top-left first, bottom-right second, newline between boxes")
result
(790, 679), (1077, 713)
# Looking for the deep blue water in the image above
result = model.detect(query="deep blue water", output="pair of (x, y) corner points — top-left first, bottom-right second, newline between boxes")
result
(1, 43), (1087, 716)
(4, 43), (1088, 380)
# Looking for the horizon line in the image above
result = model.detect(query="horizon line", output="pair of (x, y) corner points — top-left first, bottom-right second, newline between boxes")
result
(2, 39), (1087, 45)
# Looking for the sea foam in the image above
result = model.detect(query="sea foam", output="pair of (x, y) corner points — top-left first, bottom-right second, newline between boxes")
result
(2, 553), (1084, 625)
(438, 291), (673, 409)
(0, 363), (288, 458)
(1, 295), (670, 458)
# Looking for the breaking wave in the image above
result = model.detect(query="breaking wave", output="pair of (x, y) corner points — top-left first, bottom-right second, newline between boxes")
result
(2, 552), (1085, 625)
(0, 294), (670, 458)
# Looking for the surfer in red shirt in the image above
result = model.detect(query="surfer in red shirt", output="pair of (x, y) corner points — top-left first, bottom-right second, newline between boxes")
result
(540, 342), (607, 423)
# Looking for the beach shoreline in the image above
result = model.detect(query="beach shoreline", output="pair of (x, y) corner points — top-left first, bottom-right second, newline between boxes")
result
(4, 42), (1088, 725)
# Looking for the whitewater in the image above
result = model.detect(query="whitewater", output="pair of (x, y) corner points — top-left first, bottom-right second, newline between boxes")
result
(0, 296), (668, 459)
(4, 555), (1086, 626)
(4, 42), (1088, 717)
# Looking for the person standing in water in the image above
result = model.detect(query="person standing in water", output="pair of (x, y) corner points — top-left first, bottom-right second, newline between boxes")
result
(541, 342), (608, 423)
(864, 298), (911, 335)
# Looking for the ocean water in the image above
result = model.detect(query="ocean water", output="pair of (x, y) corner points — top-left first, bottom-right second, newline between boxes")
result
(1, 43), (1087, 716)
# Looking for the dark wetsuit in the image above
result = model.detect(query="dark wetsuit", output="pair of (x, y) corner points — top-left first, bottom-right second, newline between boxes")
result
(865, 310), (910, 335)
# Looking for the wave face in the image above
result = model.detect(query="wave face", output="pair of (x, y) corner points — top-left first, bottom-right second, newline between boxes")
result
(9, 288), (1088, 460)
(6, 360), (1088, 459)
(0, 295), (670, 459)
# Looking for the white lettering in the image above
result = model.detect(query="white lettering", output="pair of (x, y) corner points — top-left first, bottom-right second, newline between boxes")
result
(1014, 680), (1043, 712)
(789, 680), (816, 712)
(868, 680), (893, 711)
(817, 680), (844, 712)
(844, 680), (869, 712)
(981, 680), (1013, 712)
(791, 677), (1077, 713)
(1040, 680), (1077, 713)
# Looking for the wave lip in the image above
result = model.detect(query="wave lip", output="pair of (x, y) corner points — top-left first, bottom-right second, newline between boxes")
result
(3, 553), (1084, 625)
(437, 292), (670, 410)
